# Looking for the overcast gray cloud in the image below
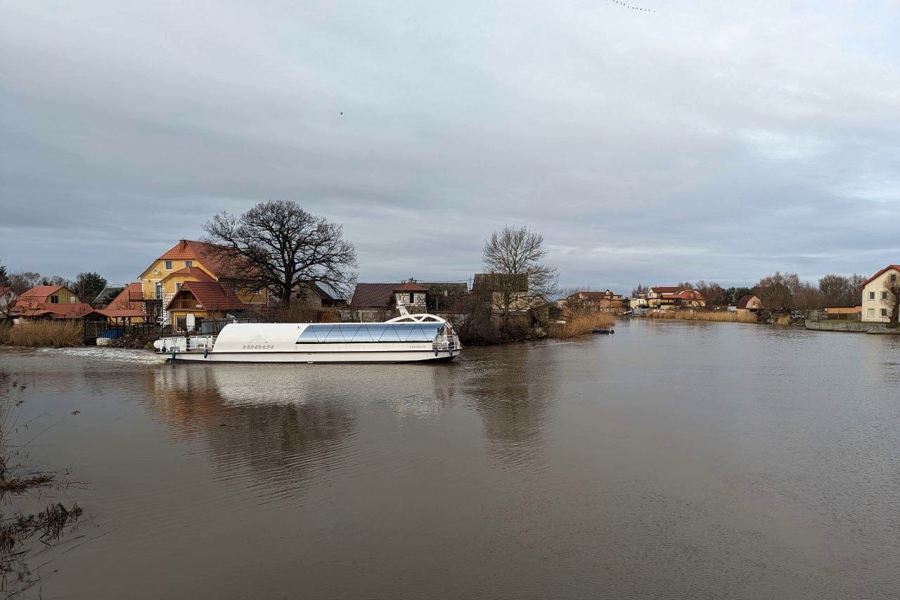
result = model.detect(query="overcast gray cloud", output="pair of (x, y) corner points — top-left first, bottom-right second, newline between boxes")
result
(1, 0), (899, 291)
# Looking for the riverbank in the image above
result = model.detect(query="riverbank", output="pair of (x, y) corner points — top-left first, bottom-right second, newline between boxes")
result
(641, 310), (758, 324)
(805, 320), (900, 334)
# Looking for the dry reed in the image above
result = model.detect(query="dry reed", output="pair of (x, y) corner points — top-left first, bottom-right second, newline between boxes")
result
(0, 322), (83, 347)
(645, 310), (757, 324)
(551, 311), (616, 339)
(773, 314), (791, 326)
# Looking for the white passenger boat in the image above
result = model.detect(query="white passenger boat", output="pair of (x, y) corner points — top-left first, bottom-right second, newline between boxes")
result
(152, 313), (461, 363)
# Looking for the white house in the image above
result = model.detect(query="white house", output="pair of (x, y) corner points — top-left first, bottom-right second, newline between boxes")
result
(861, 265), (900, 323)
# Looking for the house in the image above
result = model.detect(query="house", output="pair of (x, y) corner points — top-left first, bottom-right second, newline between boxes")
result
(138, 239), (267, 325)
(421, 282), (468, 313)
(10, 286), (104, 324)
(564, 290), (625, 313)
(647, 286), (707, 310)
(97, 283), (148, 324)
(348, 280), (428, 322)
(736, 294), (762, 314)
(861, 265), (900, 323)
(165, 281), (256, 331)
(472, 273), (529, 314)
(292, 282), (346, 311)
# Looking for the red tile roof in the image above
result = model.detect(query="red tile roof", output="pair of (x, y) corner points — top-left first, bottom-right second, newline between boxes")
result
(13, 286), (81, 313)
(17, 285), (66, 301)
(165, 281), (248, 312)
(151, 240), (237, 279)
(863, 265), (900, 287)
(161, 267), (215, 282)
(14, 302), (96, 320)
(107, 283), (145, 312)
(672, 289), (705, 301)
(650, 286), (682, 294)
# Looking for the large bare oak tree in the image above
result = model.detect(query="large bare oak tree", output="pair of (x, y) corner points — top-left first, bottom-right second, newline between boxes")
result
(482, 225), (558, 325)
(204, 201), (357, 310)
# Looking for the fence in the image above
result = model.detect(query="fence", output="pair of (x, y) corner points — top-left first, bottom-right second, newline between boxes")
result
(83, 321), (159, 344)
(83, 316), (266, 344)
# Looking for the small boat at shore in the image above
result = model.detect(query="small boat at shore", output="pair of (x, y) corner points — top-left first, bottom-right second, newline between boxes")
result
(153, 313), (461, 363)
(591, 328), (615, 335)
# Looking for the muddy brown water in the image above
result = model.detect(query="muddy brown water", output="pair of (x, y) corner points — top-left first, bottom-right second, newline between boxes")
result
(2, 319), (899, 599)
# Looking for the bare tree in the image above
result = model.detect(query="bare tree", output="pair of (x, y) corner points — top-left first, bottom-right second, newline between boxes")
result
(482, 225), (558, 325)
(847, 273), (867, 305)
(0, 262), (9, 288)
(7, 271), (41, 295)
(754, 272), (803, 311)
(884, 274), (900, 328)
(694, 280), (727, 306)
(204, 201), (357, 310)
(818, 274), (850, 307)
(631, 283), (648, 298)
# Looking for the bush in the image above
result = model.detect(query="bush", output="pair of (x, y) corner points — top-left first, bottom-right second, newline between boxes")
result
(449, 297), (533, 346)
(0, 321), (83, 347)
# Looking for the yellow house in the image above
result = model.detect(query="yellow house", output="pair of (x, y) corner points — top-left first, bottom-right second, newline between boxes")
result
(138, 239), (267, 325)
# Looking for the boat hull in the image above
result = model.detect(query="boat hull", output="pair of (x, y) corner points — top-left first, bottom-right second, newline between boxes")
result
(165, 348), (459, 363)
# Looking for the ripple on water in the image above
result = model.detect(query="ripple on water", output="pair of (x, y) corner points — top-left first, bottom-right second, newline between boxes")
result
(39, 346), (167, 364)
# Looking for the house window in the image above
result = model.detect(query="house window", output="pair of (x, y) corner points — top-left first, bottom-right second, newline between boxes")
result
(50, 295), (59, 304)
(155, 282), (164, 299)
(869, 291), (875, 301)
(164, 260), (173, 270)
(409, 293), (415, 304)
(868, 308), (875, 318)
(882, 291), (889, 300)
(184, 260), (193, 268)
(881, 309), (888, 317)
(175, 282), (182, 292)
(892, 274), (898, 283)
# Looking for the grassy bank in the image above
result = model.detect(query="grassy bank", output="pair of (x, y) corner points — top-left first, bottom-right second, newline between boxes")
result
(0, 321), (84, 347)
(551, 312), (616, 339)
(645, 310), (758, 324)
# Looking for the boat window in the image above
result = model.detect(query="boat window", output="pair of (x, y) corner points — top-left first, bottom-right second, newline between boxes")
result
(297, 326), (322, 342)
(320, 325), (344, 343)
(336, 324), (360, 342)
(364, 324), (387, 341)
(379, 326), (403, 342)
(352, 325), (376, 342)
(296, 322), (446, 343)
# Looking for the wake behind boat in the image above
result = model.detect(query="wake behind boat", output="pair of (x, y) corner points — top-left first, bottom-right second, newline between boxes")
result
(153, 313), (461, 363)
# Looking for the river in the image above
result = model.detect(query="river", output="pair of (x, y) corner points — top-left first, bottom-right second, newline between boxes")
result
(2, 319), (899, 599)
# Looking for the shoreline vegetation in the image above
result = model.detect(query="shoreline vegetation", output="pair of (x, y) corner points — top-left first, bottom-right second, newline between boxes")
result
(550, 311), (616, 339)
(0, 322), (83, 348)
(1, 372), (83, 594)
(643, 310), (758, 324)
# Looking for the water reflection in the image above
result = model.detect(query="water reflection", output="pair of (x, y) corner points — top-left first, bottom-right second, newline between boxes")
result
(464, 342), (560, 466)
(145, 366), (358, 497)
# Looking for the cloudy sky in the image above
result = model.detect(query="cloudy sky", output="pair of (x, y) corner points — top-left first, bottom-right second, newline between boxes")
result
(2, 0), (898, 292)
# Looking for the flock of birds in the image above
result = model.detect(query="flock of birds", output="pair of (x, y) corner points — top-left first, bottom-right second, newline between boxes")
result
(607, 0), (656, 12)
